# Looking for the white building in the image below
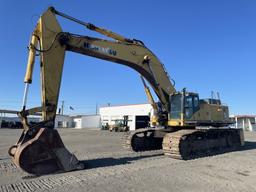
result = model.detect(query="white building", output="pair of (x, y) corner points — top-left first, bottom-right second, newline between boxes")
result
(0, 116), (40, 128)
(230, 115), (256, 131)
(1, 104), (154, 130)
(54, 114), (74, 128)
(99, 103), (153, 131)
(73, 115), (101, 129)
(0, 112), (100, 129)
(0, 109), (40, 128)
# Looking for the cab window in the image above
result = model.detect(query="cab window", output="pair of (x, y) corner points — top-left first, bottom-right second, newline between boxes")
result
(194, 96), (199, 110)
(185, 95), (200, 119)
(170, 94), (182, 119)
(185, 96), (193, 118)
(185, 97), (193, 107)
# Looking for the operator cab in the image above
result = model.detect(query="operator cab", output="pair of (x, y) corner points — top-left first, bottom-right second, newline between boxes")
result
(169, 90), (200, 120)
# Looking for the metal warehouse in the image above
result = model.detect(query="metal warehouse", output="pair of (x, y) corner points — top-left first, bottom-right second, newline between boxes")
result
(99, 103), (153, 131)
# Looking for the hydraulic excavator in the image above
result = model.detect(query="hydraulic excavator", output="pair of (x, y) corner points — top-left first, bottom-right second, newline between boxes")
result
(9, 7), (244, 175)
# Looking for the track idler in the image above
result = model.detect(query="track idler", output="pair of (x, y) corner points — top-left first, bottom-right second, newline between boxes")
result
(9, 127), (84, 175)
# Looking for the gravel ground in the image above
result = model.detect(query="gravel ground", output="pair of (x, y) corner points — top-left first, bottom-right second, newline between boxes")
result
(0, 128), (256, 192)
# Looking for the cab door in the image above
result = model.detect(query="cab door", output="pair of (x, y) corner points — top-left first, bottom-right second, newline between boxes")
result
(184, 95), (199, 120)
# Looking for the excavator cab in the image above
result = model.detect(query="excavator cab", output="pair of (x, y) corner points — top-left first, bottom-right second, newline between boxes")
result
(169, 89), (231, 127)
(169, 90), (199, 125)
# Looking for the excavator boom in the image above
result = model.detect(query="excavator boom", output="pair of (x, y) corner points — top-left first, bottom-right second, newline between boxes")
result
(25, 7), (175, 123)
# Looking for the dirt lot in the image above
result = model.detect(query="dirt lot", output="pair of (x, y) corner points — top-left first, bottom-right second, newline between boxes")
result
(0, 128), (256, 192)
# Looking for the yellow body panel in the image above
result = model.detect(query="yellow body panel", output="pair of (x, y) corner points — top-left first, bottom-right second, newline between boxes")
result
(168, 120), (182, 126)
(168, 103), (229, 127)
(189, 103), (229, 122)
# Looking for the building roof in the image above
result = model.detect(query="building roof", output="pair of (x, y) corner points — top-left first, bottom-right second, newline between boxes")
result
(72, 114), (100, 118)
(0, 109), (19, 114)
(100, 103), (151, 109)
(231, 115), (256, 118)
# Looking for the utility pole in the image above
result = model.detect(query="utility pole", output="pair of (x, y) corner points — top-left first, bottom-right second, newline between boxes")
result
(95, 103), (98, 115)
(61, 100), (64, 115)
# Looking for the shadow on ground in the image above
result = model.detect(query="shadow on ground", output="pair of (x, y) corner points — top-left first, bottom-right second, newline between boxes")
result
(80, 153), (164, 169)
(239, 141), (256, 151)
(79, 140), (256, 169)
(19, 141), (256, 178)
(22, 154), (164, 179)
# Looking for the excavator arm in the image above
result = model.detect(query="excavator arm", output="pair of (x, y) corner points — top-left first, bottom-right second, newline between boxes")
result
(9, 7), (175, 175)
(25, 7), (175, 126)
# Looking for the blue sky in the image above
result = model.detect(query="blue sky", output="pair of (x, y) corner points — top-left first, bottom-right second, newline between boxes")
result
(0, 0), (255, 115)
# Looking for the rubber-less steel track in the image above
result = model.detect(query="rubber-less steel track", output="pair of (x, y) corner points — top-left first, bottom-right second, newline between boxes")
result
(124, 128), (243, 160)
(162, 128), (243, 160)
(123, 128), (164, 152)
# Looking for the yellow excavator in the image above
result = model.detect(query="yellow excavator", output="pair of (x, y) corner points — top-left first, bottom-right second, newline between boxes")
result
(9, 7), (244, 175)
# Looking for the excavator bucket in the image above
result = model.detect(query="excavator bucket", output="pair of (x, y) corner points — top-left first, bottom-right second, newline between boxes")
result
(9, 127), (84, 175)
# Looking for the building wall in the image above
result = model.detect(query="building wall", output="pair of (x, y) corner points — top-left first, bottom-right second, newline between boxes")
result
(230, 115), (256, 131)
(73, 118), (82, 129)
(73, 115), (101, 129)
(0, 114), (100, 129)
(238, 117), (256, 131)
(0, 116), (40, 128)
(99, 104), (153, 130)
(54, 115), (73, 128)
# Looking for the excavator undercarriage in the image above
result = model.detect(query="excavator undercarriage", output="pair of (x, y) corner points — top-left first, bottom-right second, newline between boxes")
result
(124, 127), (244, 160)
